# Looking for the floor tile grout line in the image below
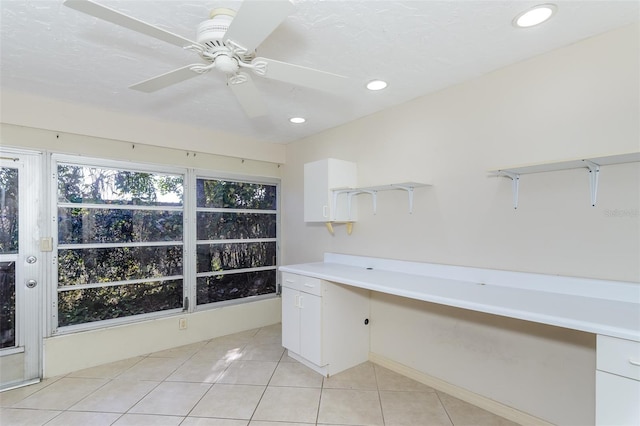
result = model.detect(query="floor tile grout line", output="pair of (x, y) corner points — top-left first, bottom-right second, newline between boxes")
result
(246, 336), (286, 424)
(2, 325), (517, 426)
(373, 364), (386, 426)
(435, 390), (456, 426)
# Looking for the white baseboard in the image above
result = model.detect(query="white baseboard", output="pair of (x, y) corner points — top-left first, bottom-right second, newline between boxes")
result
(369, 352), (553, 426)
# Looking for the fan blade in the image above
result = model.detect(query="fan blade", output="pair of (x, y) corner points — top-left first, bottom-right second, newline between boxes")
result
(228, 73), (268, 118)
(224, 0), (294, 52)
(63, 0), (197, 48)
(252, 57), (350, 92)
(130, 65), (201, 92)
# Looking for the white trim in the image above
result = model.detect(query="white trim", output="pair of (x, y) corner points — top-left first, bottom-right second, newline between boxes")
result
(55, 307), (185, 335)
(58, 202), (183, 211)
(195, 169), (281, 185)
(53, 153), (188, 176)
(0, 149), (43, 387)
(196, 207), (277, 214)
(369, 353), (553, 426)
(196, 266), (277, 278)
(196, 238), (277, 245)
(0, 378), (40, 393)
(58, 241), (183, 249)
(58, 275), (184, 292)
(0, 346), (25, 356)
(183, 169), (196, 314)
(194, 292), (278, 312)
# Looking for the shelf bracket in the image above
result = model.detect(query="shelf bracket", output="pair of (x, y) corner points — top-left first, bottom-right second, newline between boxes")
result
(583, 160), (600, 206)
(331, 189), (351, 221)
(348, 190), (377, 215)
(392, 184), (417, 213)
(498, 171), (520, 209)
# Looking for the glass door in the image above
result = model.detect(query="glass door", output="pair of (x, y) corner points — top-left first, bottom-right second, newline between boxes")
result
(0, 150), (42, 391)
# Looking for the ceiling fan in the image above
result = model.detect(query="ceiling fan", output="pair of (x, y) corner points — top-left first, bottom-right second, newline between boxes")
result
(63, 0), (350, 118)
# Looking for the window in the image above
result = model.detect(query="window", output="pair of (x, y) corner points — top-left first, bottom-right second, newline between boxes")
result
(55, 161), (184, 327)
(195, 177), (278, 306)
(51, 156), (280, 331)
(0, 166), (18, 347)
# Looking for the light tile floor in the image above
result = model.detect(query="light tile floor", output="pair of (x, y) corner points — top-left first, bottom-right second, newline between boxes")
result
(0, 324), (519, 426)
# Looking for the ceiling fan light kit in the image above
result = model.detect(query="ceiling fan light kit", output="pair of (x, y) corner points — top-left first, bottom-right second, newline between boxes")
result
(63, 0), (351, 119)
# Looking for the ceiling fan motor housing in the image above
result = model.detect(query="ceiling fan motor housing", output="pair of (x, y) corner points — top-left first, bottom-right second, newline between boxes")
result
(196, 8), (234, 44)
(196, 8), (255, 64)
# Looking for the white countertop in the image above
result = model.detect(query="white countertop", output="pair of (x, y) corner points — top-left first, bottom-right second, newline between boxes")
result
(280, 259), (640, 342)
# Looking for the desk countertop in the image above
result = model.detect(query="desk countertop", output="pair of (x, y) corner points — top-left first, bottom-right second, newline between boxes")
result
(280, 261), (640, 342)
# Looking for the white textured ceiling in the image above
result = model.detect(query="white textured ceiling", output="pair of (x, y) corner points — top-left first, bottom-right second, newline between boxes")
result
(1, 1), (638, 144)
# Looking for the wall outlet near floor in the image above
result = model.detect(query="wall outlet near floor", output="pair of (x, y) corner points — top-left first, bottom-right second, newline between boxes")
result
(178, 318), (187, 330)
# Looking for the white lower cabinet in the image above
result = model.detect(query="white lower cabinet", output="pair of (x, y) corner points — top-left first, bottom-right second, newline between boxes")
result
(596, 335), (640, 426)
(281, 272), (370, 376)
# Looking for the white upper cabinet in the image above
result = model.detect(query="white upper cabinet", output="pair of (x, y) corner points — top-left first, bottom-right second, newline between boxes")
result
(304, 158), (357, 222)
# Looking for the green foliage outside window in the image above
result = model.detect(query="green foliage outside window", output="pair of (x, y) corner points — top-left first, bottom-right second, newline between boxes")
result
(0, 167), (18, 347)
(54, 164), (278, 328)
(196, 179), (277, 305)
(0, 167), (18, 254)
(57, 164), (184, 327)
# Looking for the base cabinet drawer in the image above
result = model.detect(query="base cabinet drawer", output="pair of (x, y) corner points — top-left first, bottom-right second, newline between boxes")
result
(282, 272), (323, 296)
(596, 336), (640, 426)
(597, 335), (640, 380)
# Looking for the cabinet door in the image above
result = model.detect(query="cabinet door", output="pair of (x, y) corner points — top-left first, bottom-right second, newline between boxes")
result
(299, 292), (324, 366)
(304, 159), (357, 222)
(281, 287), (300, 354)
(596, 371), (640, 426)
(304, 160), (330, 222)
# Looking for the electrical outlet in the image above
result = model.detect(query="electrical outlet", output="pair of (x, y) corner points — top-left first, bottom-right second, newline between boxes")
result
(178, 318), (187, 330)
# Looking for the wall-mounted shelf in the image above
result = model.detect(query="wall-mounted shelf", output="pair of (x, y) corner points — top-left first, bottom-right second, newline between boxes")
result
(331, 182), (430, 221)
(490, 152), (640, 209)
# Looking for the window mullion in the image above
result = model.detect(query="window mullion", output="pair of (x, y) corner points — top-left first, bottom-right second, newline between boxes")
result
(184, 168), (197, 314)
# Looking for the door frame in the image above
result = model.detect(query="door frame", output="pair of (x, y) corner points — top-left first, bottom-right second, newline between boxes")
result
(0, 148), (44, 391)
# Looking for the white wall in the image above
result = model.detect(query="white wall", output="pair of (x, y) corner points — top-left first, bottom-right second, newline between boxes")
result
(0, 90), (286, 164)
(282, 24), (639, 425)
(44, 298), (281, 378)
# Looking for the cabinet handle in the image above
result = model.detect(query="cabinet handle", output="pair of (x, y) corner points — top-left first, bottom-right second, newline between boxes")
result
(323, 205), (329, 218)
(304, 283), (315, 288)
(299, 295), (304, 308)
(630, 359), (640, 367)
(285, 279), (295, 283)
(294, 295), (300, 308)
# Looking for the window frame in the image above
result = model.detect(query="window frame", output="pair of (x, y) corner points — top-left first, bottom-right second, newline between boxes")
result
(190, 169), (281, 312)
(48, 155), (280, 336)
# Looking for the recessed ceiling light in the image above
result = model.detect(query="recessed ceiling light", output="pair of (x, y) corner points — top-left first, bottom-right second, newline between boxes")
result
(366, 80), (388, 91)
(513, 4), (557, 28)
(289, 117), (306, 124)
